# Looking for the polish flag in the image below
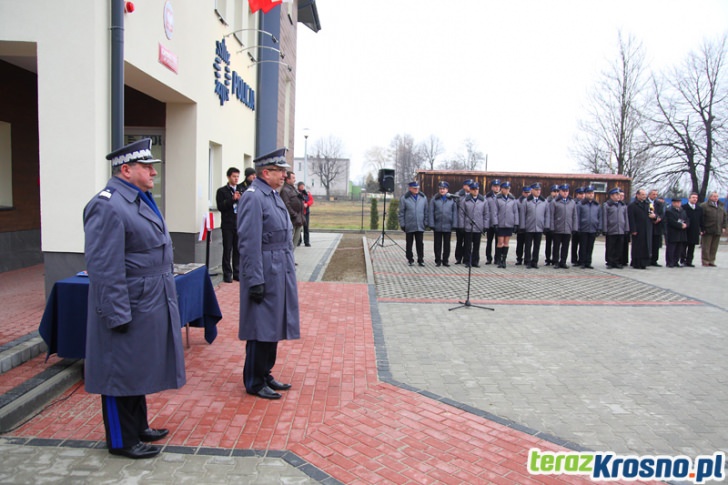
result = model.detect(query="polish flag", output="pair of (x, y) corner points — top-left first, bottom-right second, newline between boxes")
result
(249, 0), (283, 14)
(198, 212), (215, 241)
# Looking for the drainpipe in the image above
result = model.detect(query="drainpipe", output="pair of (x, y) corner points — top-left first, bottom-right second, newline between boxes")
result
(111, 0), (124, 150)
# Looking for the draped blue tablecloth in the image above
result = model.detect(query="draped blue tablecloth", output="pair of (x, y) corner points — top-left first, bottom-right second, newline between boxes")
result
(38, 266), (222, 359)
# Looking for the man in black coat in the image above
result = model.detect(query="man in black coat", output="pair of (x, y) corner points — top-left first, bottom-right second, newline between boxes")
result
(665, 198), (688, 267)
(216, 167), (243, 283)
(681, 193), (703, 267)
(627, 189), (655, 269)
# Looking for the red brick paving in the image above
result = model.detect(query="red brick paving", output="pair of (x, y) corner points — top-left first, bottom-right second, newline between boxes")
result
(0, 264), (47, 346)
(3, 272), (657, 484)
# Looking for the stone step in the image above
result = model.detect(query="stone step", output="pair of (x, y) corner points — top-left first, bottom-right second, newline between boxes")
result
(0, 335), (48, 375)
(0, 359), (83, 433)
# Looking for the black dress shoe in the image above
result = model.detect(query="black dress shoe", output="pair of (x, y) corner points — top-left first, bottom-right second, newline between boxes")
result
(685, 263), (695, 267)
(233, 276), (240, 281)
(418, 262), (425, 267)
(650, 263), (662, 267)
(248, 385), (281, 400)
(266, 379), (292, 391)
(408, 261), (414, 266)
(435, 262), (441, 267)
(582, 265), (594, 269)
(442, 262), (450, 267)
(139, 428), (169, 442)
(223, 276), (233, 283)
(109, 442), (161, 459)
(305, 243), (311, 247)
(485, 260), (492, 265)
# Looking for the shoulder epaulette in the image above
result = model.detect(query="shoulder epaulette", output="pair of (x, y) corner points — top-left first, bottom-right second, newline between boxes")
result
(97, 187), (116, 200)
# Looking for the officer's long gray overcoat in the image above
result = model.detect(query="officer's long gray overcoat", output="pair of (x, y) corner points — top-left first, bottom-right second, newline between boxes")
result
(83, 176), (186, 396)
(398, 191), (428, 232)
(237, 177), (300, 342)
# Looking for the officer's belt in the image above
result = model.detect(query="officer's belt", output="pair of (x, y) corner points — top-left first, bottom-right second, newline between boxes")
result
(261, 241), (290, 251)
(126, 265), (173, 277)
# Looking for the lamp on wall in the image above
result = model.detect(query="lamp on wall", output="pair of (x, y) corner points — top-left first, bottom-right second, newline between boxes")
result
(248, 60), (292, 72)
(224, 28), (278, 44)
(237, 45), (285, 61)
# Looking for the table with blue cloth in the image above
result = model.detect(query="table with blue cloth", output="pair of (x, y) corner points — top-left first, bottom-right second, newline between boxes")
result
(39, 266), (222, 359)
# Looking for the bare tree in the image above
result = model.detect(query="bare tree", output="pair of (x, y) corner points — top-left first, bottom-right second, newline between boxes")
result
(310, 135), (346, 198)
(456, 138), (486, 171)
(363, 146), (389, 173)
(574, 31), (654, 187)
(646, 34), (728, 199)
(419, 135), (444, 170)
(389, 134), (424, 195)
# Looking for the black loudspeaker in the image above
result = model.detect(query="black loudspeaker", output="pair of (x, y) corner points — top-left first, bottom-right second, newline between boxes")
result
(378, 168), (395, 193)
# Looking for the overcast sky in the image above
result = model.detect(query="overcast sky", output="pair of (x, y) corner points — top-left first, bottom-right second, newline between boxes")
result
(293, 0), (728, 182)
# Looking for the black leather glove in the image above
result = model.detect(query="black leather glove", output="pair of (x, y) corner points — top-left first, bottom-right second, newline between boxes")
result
(493, 225), (499, 231)
(544, 228), (552, 234)
(401, 226), (406, 232)
(249, 284), (265, 304)
(482, 228), (487, 235)
(112, 323), (129, 334)
(514, 225), (519, 233)
(596, 230), (602, 237)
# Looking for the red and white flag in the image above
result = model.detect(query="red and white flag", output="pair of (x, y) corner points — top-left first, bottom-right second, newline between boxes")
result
(198, 212), (215, 241)
(249, 0), (283, 14)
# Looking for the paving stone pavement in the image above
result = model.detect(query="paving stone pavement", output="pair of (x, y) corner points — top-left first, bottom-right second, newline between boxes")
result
(370, 234), (728, 458)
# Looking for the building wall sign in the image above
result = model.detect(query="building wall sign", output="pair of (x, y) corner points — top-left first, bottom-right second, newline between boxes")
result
(158, 43), (178, 73)
(213, 38), (255, 110)
(163, 0), (174, 40)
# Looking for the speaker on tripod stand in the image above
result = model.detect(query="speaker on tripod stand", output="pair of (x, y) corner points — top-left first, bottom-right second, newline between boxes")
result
(370, 169), (403, 251)
(378, 169), (395, 194)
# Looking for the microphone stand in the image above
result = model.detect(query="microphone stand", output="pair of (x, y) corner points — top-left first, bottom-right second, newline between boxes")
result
(449, 194), (495, 312)
(369, 190), (404, 252)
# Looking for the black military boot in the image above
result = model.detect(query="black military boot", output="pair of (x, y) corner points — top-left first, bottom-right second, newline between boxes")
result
(501, 247), (509, 268)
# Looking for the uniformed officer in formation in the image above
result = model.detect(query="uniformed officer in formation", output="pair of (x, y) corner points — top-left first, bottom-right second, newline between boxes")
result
(484, 179), (501, 264)
(521, 183), (550, 269)
(550, 184), (579, 269)
(514, 186), (531, 265)
(459, 181), (489, 267)
(237, 148), (300, 400)
(544, 184), (559, 265)
(428, 181), (458, 267)
(576, 186), (601, 269)
(453, 179), (473, 265)
(602, 187), (629, 269)
(571, 187), (586, 265)
(493, 181), (519, 268)
(399, 181), (428, 266)
(83, 138), (185, 459)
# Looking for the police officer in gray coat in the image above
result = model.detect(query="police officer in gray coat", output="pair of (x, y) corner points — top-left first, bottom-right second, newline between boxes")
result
(238, 148), (300, 400)
(549, 184), (579, 269)
(428, 181), (458, 266)
(399, 181), (428, 266)
(453, 179), (472, 264)
(602, 188), (629, 269)
(493, 182), (519, 268)
(83, 138), (185, 459)
(521, 183), (551, 268)
(459, 182), (489, 267)
(576, 186), (602, 269)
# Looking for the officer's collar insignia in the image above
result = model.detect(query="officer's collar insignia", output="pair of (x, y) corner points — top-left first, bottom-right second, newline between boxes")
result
(248, 187), (256, 192)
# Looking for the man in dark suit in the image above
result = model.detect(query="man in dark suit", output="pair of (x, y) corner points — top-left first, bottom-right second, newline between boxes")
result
(681, 193), (703, 267)
(216, 167), (243, 283)
(665, 198), (688, 267)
